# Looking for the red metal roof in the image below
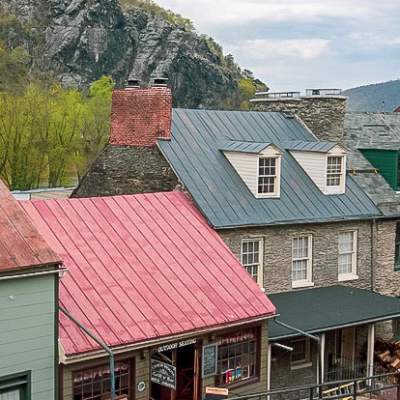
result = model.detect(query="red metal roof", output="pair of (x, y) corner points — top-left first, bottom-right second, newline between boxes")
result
(22, 192), (276, 356)
(0, 180), (60, 273)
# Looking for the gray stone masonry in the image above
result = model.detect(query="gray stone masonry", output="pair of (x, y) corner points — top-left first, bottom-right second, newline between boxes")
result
(72, 144), (179, 198)
(252, 97), (346, 143)
(218, 220), (373, 294)
(375, 220), (400, 339)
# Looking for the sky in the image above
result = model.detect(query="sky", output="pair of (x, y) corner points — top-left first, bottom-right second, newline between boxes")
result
(155, 0), (400, 92)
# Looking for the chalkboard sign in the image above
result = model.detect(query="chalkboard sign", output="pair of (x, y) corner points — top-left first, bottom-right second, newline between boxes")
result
(202, 343), (218, 378)
(151, 359), (176, 389)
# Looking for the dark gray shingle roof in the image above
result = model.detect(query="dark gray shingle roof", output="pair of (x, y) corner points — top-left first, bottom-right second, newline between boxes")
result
(158, 109), (381, 229)
(269, 286), (400, 340)
(344, 112), (400, 216)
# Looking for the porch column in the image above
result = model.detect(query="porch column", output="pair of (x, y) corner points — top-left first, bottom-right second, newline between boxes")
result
(267, 343), (272, 398)
(319, 333), (326, 384)
(367, 323), (375, 378)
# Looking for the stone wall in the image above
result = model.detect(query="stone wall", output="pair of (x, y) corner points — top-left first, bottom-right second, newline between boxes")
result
(374, 219), (400, 339)
(251, 96), (346, 143)
(219, 220), (373, 294)
(72, 144), (179, 198)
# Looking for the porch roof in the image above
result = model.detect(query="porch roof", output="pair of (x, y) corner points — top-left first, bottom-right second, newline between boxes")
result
(269, 286), (400, 340)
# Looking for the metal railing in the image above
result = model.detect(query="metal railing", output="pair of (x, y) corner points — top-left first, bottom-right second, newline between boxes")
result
(305, 89), (343, 96)
(325, 359), (369, 382)
(226, 371), (400, 400)
(254, 91), (301, 99)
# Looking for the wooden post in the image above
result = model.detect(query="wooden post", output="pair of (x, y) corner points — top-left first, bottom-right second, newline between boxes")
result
(267, 343), (272, 400)
(320, 333), (326, 384)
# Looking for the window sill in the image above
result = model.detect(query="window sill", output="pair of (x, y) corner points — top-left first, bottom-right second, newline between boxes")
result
(338, 273), (359, 282)
(290, 362), (312, 370)
(217, 376), (259, 390)
(292, 281), (314, 289)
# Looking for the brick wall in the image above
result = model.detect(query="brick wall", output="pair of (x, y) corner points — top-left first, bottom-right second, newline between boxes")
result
(110, 86), (172, 146)
(72, 144), (179, 198)
(218, 220), (373, 294)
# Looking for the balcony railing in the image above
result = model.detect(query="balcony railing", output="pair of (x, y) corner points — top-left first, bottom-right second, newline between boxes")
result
(305, 88), (343, 96)
(226, 371), (400, 400)
(254, 91), (301, 99)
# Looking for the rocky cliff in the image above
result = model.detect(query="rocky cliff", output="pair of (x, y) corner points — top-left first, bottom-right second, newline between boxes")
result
(0, 0), (261, 108)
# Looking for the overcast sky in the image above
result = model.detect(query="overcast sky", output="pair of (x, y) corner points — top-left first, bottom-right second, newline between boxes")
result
(155, 0), (400, 92)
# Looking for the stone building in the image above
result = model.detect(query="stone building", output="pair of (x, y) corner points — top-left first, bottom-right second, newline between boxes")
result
(72, 84), (400, 391)
(22, 191), (276, 400)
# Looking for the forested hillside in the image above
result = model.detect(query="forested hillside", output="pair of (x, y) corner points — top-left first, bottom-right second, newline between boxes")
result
(344, 80), (400, 112)
(0, 0), (268, 190)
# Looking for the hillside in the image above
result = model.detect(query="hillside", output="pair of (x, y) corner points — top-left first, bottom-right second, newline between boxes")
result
(0, 0), (266, 109)
(344, 80), (400, 112)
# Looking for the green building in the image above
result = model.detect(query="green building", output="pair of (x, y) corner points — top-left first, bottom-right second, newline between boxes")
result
(0, 180), (61, 400)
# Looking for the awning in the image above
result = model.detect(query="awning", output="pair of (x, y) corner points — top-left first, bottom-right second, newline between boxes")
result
(269, 286), (400, 340)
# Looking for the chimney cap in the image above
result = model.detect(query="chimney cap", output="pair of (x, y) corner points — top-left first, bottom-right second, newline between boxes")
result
(126, 78), (140, 88)
(152, 77), (168, 87)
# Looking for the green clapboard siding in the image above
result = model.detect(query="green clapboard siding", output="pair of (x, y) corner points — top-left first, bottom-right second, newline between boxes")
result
(361, 149), (399, 189)
(0, 274), (56, 400)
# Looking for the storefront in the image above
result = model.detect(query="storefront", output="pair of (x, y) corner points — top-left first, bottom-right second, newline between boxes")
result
(62, 322), (268, 400)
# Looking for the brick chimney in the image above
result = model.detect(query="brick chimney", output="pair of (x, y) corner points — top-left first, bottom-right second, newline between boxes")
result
(110, 80), (172, 147)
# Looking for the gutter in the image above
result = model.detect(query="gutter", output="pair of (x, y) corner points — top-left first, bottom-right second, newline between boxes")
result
(273, 318), (320, 342)
(0, 267), (67, 281)
(59, 306), (116, 400)
(61, 312), (277, 365)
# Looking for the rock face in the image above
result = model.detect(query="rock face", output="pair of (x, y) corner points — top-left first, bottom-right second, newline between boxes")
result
(0, 0), (241, 108)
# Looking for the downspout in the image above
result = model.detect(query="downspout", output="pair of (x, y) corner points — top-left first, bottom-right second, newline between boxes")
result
(59, 306), (115, 400)
(371, 219), (376, 291)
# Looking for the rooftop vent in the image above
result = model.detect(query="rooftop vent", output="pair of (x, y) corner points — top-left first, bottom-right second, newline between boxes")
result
(152, 77), (168, 87)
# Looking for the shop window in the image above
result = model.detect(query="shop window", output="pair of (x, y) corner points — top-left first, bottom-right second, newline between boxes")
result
(73, 361), (131, 400)
(216, 328), (258, 386)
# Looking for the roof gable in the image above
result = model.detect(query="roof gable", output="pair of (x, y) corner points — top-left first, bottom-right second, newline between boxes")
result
(0, 180), (60, 273)
(157, 109), (381, 228)
(21, 192), (275, 356)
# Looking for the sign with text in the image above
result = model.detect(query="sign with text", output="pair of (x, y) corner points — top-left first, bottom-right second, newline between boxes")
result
(202, 343), (218, 378)
(157, 338), (196, 353)
(151, 359), (176, 390)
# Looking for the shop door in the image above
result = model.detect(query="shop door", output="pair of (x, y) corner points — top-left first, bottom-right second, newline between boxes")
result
(176, 344), (195, 400)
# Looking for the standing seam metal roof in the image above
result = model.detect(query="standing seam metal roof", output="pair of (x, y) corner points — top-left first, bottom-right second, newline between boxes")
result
(22, 192), (276, 356)
(157, 109), (381, 229)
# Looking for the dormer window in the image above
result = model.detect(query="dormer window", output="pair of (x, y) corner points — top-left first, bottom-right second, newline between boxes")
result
(258, 157), (277, 195)
(327, 156), (343, 187)
(286, 141), (346, 195)
(220, 140), (281, 199)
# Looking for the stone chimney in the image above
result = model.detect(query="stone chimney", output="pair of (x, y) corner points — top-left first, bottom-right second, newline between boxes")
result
(110, 79), (172, 147)
(251, 89), (347, 143)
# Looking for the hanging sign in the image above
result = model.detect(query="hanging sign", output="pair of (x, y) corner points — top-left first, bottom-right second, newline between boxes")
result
(202, 343), (218, 378)
(151, 359), (176, 390)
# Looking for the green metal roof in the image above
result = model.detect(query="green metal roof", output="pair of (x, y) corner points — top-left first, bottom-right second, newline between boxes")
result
(157, 109), (381, 229)
(269, 286), (400, 340)
(219, 140), (273, 154)
(284, 140), (338, 153)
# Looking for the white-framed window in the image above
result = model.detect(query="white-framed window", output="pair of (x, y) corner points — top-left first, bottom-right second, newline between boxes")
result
(292, 235), (313, 288)
(241, 239), (263, 287)
(338, 231), (358, 281)
(290, 338), (312, 369)
(326, 156), (344, 187)
(257, 157), (279, 197)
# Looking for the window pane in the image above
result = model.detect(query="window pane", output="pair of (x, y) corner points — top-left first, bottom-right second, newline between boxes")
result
(339, 254), (352, 274)
(241, 240), (261, 283)
(292, 237), (308, 258)
(292, 260), (307, 281)
(339, 232), (353, 253)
